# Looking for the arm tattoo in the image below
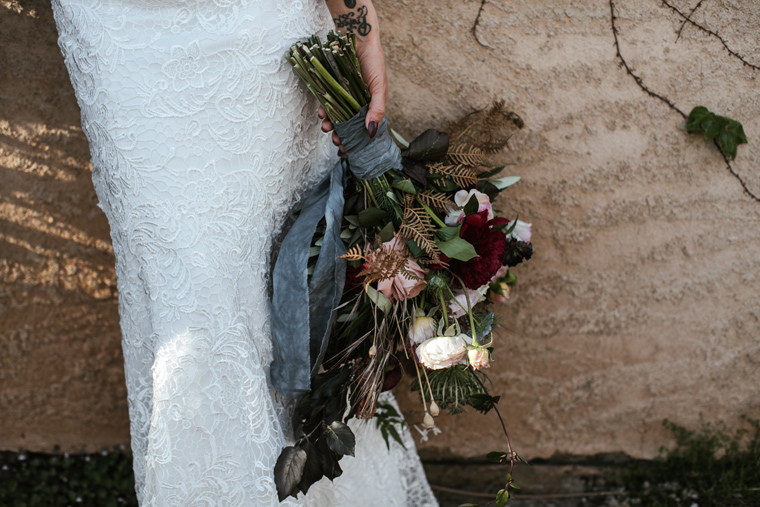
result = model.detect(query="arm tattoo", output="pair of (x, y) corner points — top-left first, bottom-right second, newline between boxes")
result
(333, 5), (372, 36)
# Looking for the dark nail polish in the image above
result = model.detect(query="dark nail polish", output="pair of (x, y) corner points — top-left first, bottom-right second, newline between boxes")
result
(368, 121), (378, 138)
(338, 148), (346, 158)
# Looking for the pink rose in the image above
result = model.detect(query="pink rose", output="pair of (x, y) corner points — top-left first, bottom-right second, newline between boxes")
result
(416, 335), (468, 370)
(373, 234), (428, 302)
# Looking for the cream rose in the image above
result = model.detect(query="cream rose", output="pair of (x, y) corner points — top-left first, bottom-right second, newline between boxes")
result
(416, 335), (468, 370)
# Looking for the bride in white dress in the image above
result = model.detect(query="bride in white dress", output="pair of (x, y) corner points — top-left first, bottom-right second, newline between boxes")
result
(51, 0), (438, 505)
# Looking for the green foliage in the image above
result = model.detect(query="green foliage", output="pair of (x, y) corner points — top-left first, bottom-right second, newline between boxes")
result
(411, 365), (485, 414)
(0, 448), (138, 506)
(375, 402), (407, 451)
(614, 417), (760, 507)
(686, 106), (747, 160)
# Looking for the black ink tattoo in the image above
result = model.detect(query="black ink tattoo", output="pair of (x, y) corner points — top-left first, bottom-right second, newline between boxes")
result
(333, 5), (371, 36)
(343, 0), (356, 8)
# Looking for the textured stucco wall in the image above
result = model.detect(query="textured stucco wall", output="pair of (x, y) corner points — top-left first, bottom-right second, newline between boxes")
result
(1, 0), (759, 459)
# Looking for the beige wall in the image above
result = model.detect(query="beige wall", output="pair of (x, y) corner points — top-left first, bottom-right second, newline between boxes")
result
(2, 0), (759, 459)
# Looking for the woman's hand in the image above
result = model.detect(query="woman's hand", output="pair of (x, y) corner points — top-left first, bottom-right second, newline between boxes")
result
(322, 0), (388, 155)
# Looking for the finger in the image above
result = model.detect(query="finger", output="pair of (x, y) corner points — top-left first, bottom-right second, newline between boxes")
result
(318, 106), (326, 120)
(366, 98), (385, 138)
(332, 132), (341, 146)
(321, 119), (333, 133)
(365, 74), (387, 138)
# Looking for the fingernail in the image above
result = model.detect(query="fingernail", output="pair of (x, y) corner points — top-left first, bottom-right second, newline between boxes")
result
(321, 125), (330, 133)
(368, 121), (378, 138)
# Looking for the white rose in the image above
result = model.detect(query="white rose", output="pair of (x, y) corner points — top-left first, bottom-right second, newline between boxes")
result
(444, 189), (494, 226)
(507, 219), (532, 243)
(409, 316), (437, 345)
(416, 335), (468, 370)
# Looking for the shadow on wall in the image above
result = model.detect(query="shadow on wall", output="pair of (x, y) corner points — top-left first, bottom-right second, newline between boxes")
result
(0, 1), (129, 452)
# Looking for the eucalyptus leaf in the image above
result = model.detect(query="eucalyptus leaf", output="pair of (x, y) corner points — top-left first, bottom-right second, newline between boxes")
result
(401, 129), (450, 162)
(389, 127), (410, 148)
(378, 222), (395, 242)
(358, 207), (388, 228)
(324, 421), (356, 456)
(463, 194), (480, 216)
(365, 285), (392, 313)
(480, 165), (507, 178)
(407, 240), (423, 257)
(490, 176), (520, 190)
(435, 237), (478, 262)
(475, 180), (500, 201)
(392, 178), (417, 194)
(274, 446), (307, 501)
(435, 226), (461, 242)
(386, 191), (403, 205)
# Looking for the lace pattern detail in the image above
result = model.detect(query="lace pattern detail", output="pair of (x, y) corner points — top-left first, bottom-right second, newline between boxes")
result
(52, 1), (438, 505)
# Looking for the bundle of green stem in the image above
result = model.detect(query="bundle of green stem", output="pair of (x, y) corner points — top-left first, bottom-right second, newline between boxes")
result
(286, 32), (371, 123)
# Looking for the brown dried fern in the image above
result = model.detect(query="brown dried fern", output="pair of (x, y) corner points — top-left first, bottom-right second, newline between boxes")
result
(445, 100), (524, 153)
(447, 144), (485, 167)
(358, 246), (406, 286)
(399, 194), (443, 264)
(417, 190), (456, 212)
(428, 162), (478, 188)
(340, 245), (367, 262)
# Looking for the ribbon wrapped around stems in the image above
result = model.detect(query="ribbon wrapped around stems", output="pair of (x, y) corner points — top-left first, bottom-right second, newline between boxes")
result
(270, 105), (403, 399)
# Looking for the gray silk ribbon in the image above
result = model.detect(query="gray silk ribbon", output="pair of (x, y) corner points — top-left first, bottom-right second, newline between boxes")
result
(270, 105), (403, 399)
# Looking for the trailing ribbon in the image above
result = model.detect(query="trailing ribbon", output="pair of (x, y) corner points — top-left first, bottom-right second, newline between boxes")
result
(270, 105), (403, 399)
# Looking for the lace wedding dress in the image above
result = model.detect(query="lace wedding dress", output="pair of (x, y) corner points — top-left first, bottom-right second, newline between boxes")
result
(51, 1), (438, 505)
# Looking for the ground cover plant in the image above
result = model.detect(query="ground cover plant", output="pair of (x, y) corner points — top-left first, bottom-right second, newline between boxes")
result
(604, 417), (760, 507)
(0, 447), (137, 507)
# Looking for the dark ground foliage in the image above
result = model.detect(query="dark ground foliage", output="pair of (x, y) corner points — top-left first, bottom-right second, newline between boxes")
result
(599, 416), (760, 507)
(0, 447), (137, 507)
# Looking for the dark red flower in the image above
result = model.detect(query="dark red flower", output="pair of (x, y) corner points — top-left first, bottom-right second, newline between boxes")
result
(344, 264), (364, 292)
(449, 210), (508, 290)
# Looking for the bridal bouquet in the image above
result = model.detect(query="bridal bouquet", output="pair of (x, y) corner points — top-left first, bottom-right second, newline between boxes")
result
(273, 32), (530, 506)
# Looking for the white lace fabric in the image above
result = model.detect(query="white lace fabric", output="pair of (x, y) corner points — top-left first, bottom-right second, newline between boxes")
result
(51, 1), (438, 505)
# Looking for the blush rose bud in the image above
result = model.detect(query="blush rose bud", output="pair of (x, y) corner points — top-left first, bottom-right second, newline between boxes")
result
(369, 345), (377, 358)
(429, 401), (440, 417)
(468, 348), (491, 370)
(423, 412), (436, 428)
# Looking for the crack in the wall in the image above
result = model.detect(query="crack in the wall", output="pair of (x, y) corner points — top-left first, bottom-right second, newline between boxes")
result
(471, 0), (493, 49)
(663, 0), (760, 71)
(675, 0), (707, 41)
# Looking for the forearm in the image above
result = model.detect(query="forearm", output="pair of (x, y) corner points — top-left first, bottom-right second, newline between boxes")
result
(324, 0), (381, 45)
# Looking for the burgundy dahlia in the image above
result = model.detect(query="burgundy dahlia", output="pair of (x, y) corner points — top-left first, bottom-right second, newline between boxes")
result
(450, 210), (508, 290)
